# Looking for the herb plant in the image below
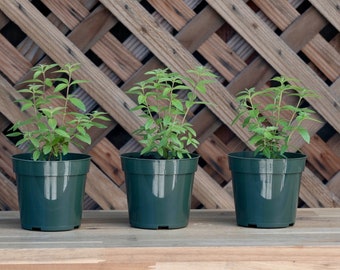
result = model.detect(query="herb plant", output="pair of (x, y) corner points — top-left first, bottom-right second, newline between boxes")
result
(233, 76), (319, 159)
(127, 66), (216, 159)
(7, 63), (109, 161)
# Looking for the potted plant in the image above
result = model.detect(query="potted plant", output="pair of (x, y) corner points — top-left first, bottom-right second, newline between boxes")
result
(229, 76), (319, 228)
(7, 63), (109, 231)
(121, 66), (216, 229)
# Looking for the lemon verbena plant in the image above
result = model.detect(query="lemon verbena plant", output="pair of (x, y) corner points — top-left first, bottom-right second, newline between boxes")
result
(7, 63), (109, 161)
(127, 66), (216, 159)
(232, 76), (319, 159)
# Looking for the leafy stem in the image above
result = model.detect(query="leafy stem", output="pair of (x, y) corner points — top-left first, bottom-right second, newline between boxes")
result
(127, 66), (216, 159)
(7, 63), (109, 161)
(233, 76), (320, 159)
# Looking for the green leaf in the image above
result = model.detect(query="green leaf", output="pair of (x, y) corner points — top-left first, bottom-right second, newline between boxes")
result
(137, 94), (146, 105)
(54, 83), (68, 92)
(54, 78), (69, 84)
(249, 135), (262, 145)
(145, 118), (154, 130)
(62, 144), (69, 156)
(30, 138), (40, 148)
(298, 128), (310, 143)
(33, 69), (43, 79)
(6, 132), (22, 137)
(48, 118), (57, 130)
(44, 78), (53, 87)
(55, 128), (70, 138)
(149, 105), (159, 113)
(33, 150), (41, 161)
(76, 125), (86, 135)
(21, 101), (33, 111)
(39, 108), (53, 118)
(43, 145), (52, 155)
(69, 97), (86, 111)
(91, 122), (108, 129)
(263, 148), (271, 159)
(172, 99), (183, 111)
(75, 133), (91, 144)
(70, 79), (89, 86)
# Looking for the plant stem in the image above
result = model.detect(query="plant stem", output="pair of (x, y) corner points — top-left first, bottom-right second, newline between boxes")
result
(62, 71), (72, 125)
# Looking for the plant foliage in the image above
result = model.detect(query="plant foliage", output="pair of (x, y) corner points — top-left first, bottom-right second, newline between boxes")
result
(232, 76), (319, 159)
(7, 63), (109, 161)
(127, 66), (216, 159)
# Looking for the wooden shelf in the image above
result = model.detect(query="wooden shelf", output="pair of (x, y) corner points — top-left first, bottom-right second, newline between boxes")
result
(1, 209), (340, 269)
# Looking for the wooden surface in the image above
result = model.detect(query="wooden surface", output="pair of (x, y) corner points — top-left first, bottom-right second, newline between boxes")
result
(0, 208), (340, 269)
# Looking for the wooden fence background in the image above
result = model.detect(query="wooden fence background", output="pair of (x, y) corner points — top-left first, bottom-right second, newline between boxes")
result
(0, 0), (339, 211)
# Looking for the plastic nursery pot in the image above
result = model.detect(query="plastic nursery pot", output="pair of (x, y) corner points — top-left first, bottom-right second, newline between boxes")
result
(12, 153), (91, 231)
(228, 152), (306, 228)
(121, 152), (199, 229)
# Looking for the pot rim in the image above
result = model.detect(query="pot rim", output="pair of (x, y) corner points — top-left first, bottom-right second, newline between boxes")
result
(12, 153), (91, 163)
(228, 151), (306, 161)
(120, 152), (200, 161)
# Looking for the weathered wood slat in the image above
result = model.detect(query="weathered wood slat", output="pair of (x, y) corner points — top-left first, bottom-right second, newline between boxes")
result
(0, 35), (31, 82)
(92, 34), (142, 81)
(0, 172), (18, 210)
(302, 136), (340, 180)
(148, 0), (196, 30)
(89, 138), (125, 187)
(197, 136), (233, 181)
(300, 167), (340, 207)
(85, 163), (127, 210)
(148, 1), (247, 83)
(193, 167), (235, 209)
(42, 0), (90, 29)
(309, 0), (340, 32)
(252, 0), (300, 30)
(207, 0), (340, 133)
(0, 75), (31, 126)
(68, 4), (117, 53)
(304, 34), (340, 81)
(0, 134), (19, 180)
(327, 172), (340, 198)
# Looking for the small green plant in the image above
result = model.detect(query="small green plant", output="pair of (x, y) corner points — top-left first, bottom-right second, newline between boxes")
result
(7, 63), (109, 161)
(127, 66), (216, 159)
(233, 76), (319, 159)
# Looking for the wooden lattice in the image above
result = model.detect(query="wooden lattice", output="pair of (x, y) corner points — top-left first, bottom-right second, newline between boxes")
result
(0, 0), (339, 211)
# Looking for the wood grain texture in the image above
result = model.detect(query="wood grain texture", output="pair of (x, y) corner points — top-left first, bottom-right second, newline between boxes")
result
(309, 0), (340, 32)
(1, 209), (340, 269)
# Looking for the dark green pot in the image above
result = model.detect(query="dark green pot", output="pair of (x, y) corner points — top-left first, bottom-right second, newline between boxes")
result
(228, 152), (306, 228)
(121, 152), (199, 229)
(12, 153), (91, 231)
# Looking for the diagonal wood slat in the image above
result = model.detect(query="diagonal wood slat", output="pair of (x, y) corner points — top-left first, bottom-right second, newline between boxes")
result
(206, 0), (340, 133)
(309, 0), (340, 32)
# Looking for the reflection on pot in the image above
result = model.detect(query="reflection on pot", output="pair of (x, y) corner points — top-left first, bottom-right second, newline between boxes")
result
(259, 159), (287, 199)
(152, 175), (178, 198)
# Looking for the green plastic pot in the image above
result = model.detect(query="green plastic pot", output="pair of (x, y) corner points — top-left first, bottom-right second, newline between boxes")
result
(228, 152), (306, 228)
(121, 152), (199, 229)
(12, 153), (91, 231)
